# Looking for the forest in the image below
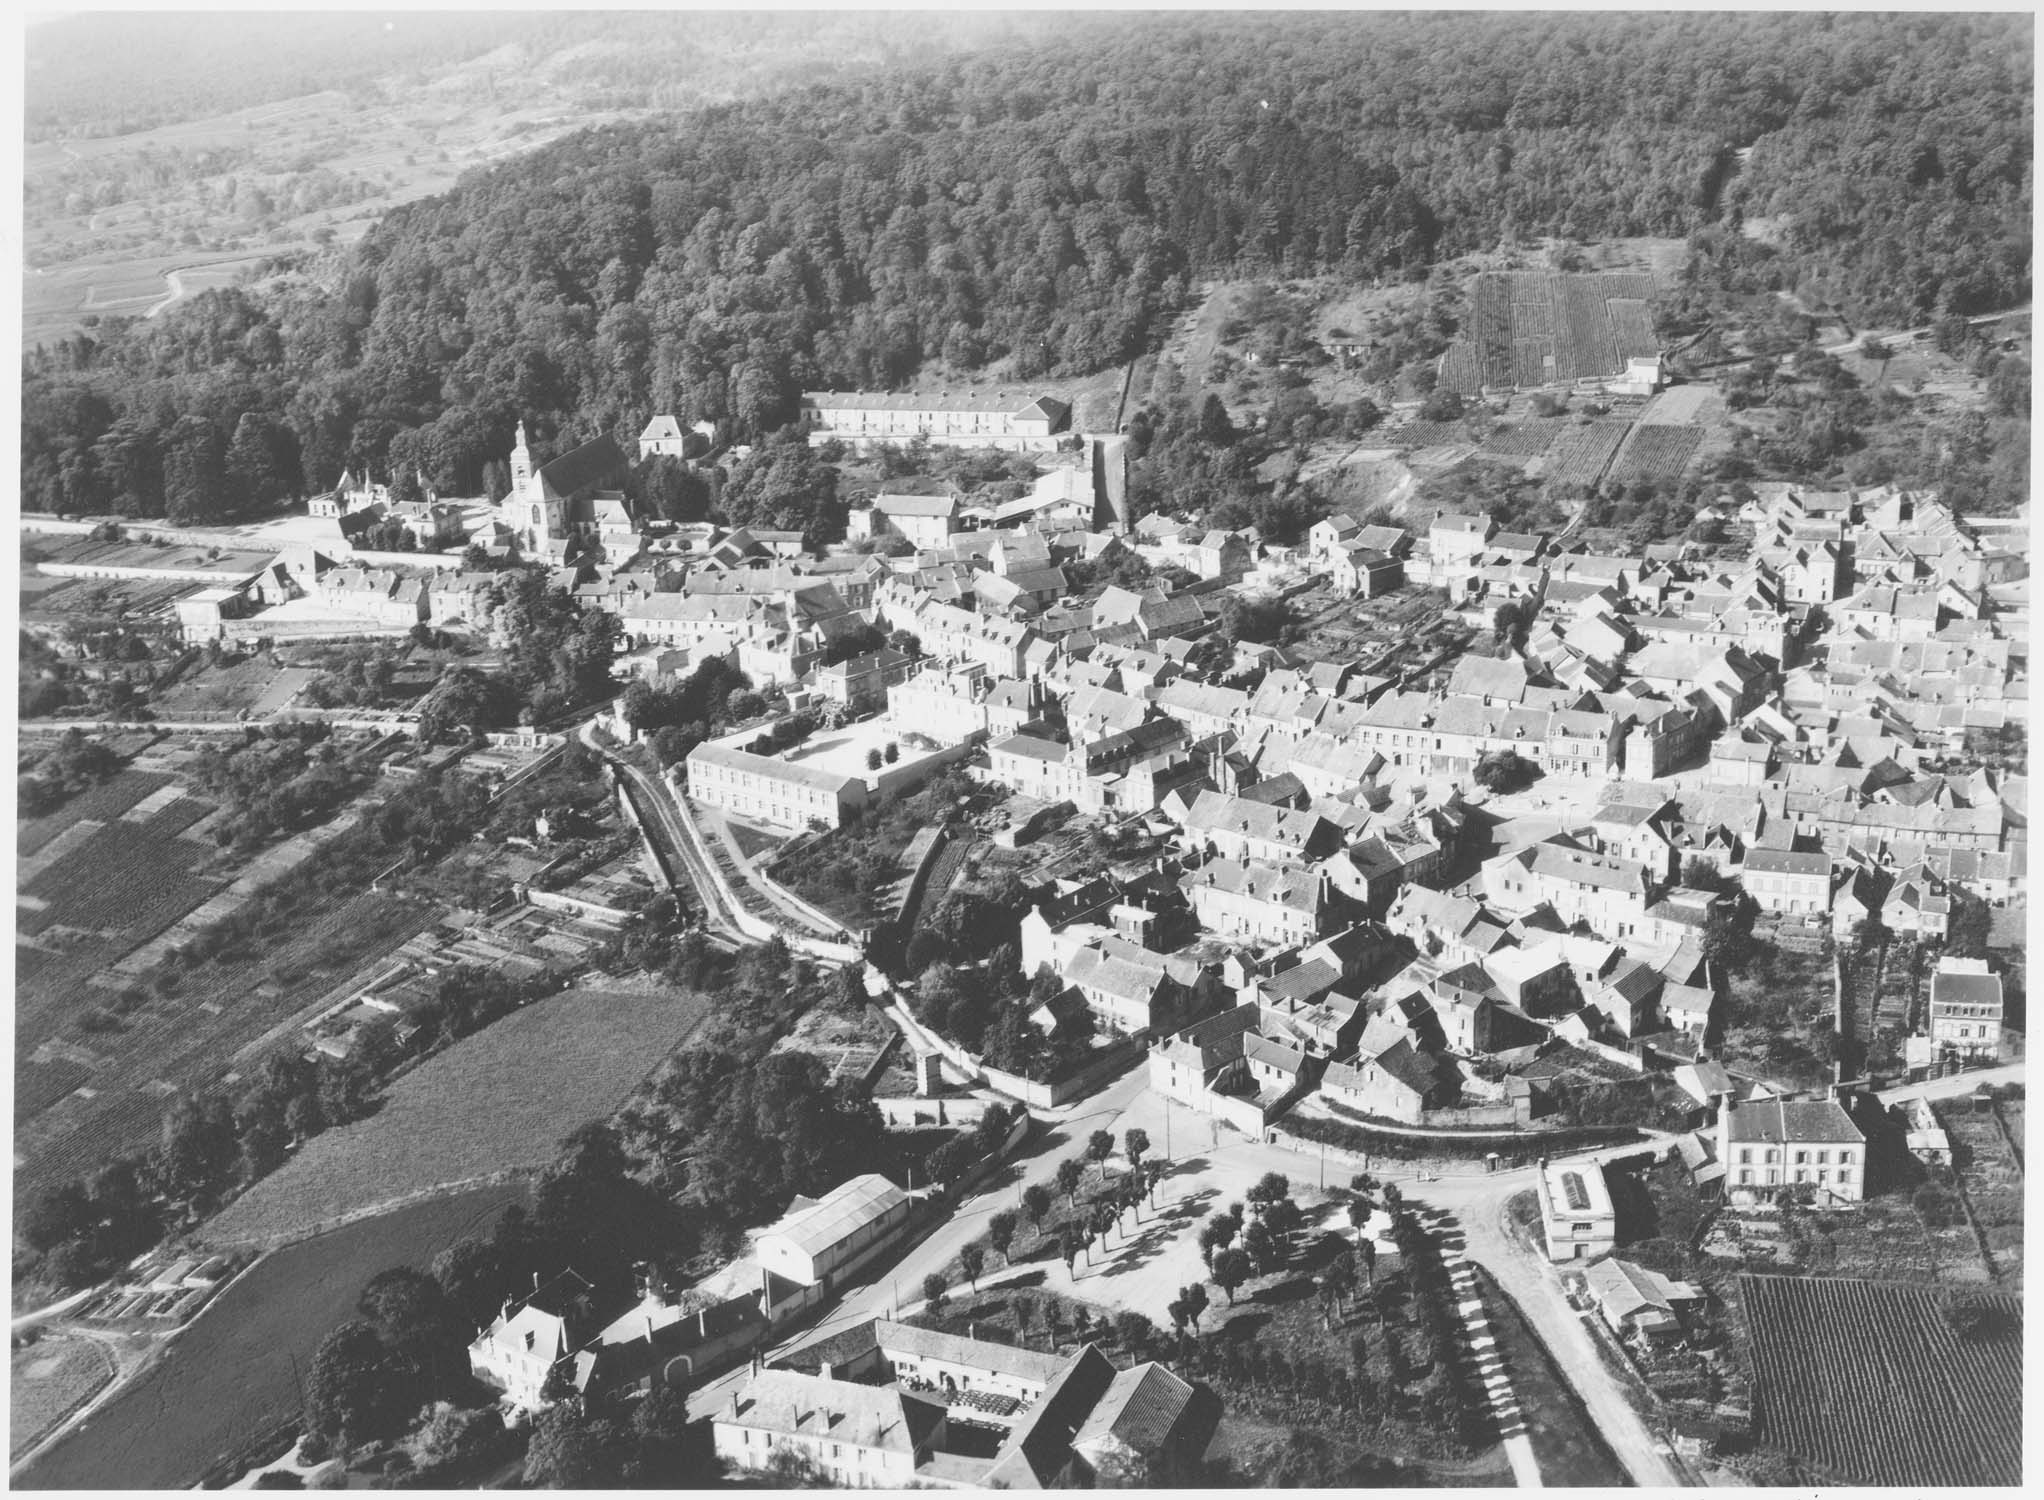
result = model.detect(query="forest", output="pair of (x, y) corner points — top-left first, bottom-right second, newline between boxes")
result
(19, 12), (2032, 525)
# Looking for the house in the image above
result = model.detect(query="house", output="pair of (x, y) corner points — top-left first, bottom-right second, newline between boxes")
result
(470, 1301), (575, 1411)
(1929, 957), (2004, 1061)
(1320, 1039), (1443, 1124)
(1179, 789), (1344, 867)
(1309, 513), (1366, 559)
(814, 648), (915, 714)
(1482, 839), (1657, 941)
(799, 390), (1071, 452)
(757, 1174), (914, 1290)
(1534, 1159), (1616, 1261)
(714, 1368), (948, 1486)
(1740, 848), (1832, 916)
(1064, 944), (1190, 1037)
(856, 491), (962, 550)
(638, 413), (691, 459)
(1718, 1095), (1865, 1205)
(1331, 544), (1405, 598)
(1580, 1258), (1704, 1343)
(1180, 858), (1333, 947)
(1193, 530), (1253, 581)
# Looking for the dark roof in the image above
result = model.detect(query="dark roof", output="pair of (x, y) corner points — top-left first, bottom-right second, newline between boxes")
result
(1072, 1362), (1218, 1458)
(985, 1344), (1119, 1489)
(536, 434), (628, 500)
(1724, 1096), (1864, 1145)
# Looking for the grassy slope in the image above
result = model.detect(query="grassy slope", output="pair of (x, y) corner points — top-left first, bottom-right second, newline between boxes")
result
(197, 985), (711, 1246)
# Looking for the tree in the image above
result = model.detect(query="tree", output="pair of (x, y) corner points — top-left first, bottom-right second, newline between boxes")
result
(1247, 1172), (1291, 1211)
(1087, 1130), (1117, 1180)
(959, 1241), (986, 1291)
(1056, 1157), (1085, 1204)
(1114, 1312), (1155, 1356)
(988, 1211), (1018, 1266)
(523, 1404), (624, 1489)
(1211, 1247), (1252, 1305)
(1243, 1219), (1279, 1274)
(1023, 1183), (1053, 1230)
(923, 1272), (949, 1313)
(304, 1320), (407, 1450)
(20, 1179), (93, 1254)
(1124, 1127), (1150, 1176)
(865, 747), (883, 772)
(1472, 748), (1534, 793)
(1418, 387), (1464, 422)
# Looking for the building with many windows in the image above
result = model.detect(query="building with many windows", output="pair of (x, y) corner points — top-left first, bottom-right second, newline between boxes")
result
(800, 391), (1072, 452)
(1717, 1096), (1866, 1205)
(1929, 956), (2005, 1061)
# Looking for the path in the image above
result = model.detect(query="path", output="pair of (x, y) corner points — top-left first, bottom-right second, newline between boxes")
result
(143, 267), (187, 319)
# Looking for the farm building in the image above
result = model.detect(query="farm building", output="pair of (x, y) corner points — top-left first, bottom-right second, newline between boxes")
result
(756, 1174), (914, 1290)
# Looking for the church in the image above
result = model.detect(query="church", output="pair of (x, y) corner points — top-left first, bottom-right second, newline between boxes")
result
(499, 422), (637, 564)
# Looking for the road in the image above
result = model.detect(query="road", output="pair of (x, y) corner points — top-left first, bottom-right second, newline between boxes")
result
(684, 1066), (1149, 1425)
(579, 725), (754, 945)
(144, 267), (187, 319)
(1878, 1061), (2025, 1104)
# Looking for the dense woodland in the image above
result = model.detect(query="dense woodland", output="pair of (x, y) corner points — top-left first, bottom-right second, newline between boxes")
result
(21, 13), (2031, 527)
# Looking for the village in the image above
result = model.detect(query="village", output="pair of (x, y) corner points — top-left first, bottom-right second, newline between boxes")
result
(17, 358), (2030, 1488)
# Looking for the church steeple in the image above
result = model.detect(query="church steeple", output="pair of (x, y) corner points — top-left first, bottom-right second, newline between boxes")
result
(509, 421), (534, 495)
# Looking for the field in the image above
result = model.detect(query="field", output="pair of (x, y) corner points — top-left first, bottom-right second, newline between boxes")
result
(1441, 272), (1660, 393)
(198, 984), (713, 1247)
(15, 1184), (530, 1490)
(14, 886), (436, 1211)
(1542, 419), (1634, 486)
(1741, 1274), (2021, 1485)
(19, 823), (221, 938)
(1604, 423), (1702, 486)
(17, 768), (173, 857)
(10, 1335), (116, 1459)
(1479, 421), (1562, 458)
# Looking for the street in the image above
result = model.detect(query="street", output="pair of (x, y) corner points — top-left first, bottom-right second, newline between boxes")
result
(684, 1065), (1150, 1424)
(685, 1058), (1691, 1487)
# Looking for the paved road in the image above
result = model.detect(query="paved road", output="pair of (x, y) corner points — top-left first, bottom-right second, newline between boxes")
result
(684, 1066), (1149, 1424)
(1878, 1061), (2025, 1104)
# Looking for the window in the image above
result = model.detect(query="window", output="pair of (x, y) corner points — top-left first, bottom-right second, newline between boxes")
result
(1765, 1148), (1779, 1164)
(1838, 1150), (1854, 1165)
(1837, 1168), (1852, 1184)
(1794, 1150), (1808, 1165)
(1739, 1169), (1753, 1185)
(1572, 1222), (1592, 1235)
(1817, 1149), (1829, 1165)
(1739, 1148), (1753, 1164)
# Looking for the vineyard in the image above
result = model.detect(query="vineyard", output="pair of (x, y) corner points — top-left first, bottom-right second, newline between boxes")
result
(1440, 272), (1660, 393)
(1741, 1275), (2021, 1486)
(19, 823), (221, 939)
(1543, 419), (1634, 486)
(1605, 424), (1702, 486)
(1480, 421), (1562, 458)
(17, 768), (173, 857)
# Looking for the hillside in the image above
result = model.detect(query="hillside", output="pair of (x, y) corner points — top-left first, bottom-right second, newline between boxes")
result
(23, 12), (1054, 349)
(20, 12), (2032, 527)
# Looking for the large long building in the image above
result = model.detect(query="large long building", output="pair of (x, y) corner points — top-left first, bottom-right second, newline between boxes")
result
(800, 391), (1072, 452)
